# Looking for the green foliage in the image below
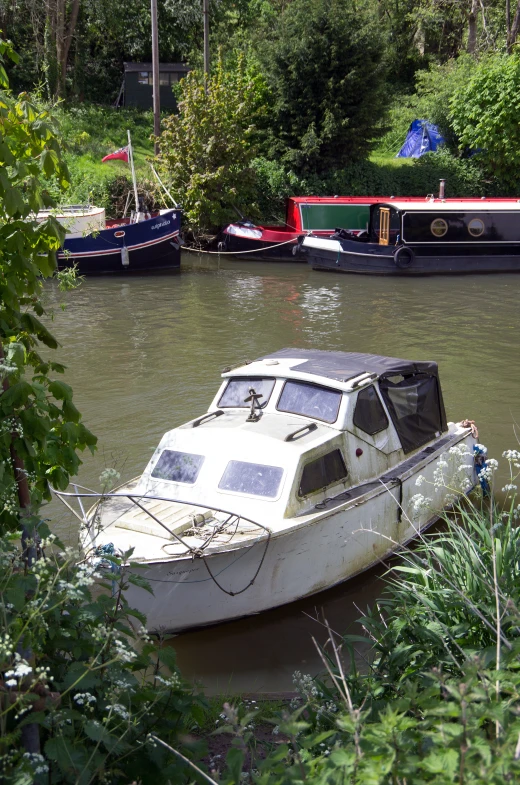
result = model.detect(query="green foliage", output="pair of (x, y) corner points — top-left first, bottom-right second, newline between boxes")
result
(158, 53), (267, 234)
(252, 149), (486, 219)
(216, 472), (520, 784)
(0, 535), (204, 783)
(258, 0), (388, 174)
(450, 54), (520, 188)
(248, 671), (520, 784)
(0, 39), (96, 532)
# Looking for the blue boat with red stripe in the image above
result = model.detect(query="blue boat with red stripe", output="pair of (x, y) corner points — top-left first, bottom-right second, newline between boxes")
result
(56, 208), (182, 275)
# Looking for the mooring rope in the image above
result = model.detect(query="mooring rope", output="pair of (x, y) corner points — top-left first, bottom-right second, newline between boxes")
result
(181, 237), (299, 256)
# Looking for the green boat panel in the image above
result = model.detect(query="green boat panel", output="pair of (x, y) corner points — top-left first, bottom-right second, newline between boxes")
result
(299, 203), (371, 231)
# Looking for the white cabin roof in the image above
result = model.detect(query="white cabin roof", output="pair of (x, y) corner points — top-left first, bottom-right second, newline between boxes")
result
(383, 199), (520, 212)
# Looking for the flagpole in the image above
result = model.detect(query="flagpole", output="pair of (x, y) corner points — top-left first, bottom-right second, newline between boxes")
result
(127, 129), (139, 220)
(151, 0), (160, 154)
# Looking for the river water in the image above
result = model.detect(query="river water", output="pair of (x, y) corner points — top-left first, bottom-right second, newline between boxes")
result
(45, 255), (520, 693)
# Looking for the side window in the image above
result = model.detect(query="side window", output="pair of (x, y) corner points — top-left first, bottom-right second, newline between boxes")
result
(353, 385), (389, 435)
(299, 449), (348, 496)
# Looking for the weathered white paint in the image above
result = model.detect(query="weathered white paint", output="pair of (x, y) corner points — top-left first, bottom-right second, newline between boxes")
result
(76, 356), (478, 632)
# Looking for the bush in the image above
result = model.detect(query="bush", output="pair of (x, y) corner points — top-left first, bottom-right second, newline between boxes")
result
(252, 149), (487, 220)
(0, 533), (204, 783)
(450, 54), (520, 190)
(157, 53), (267, 235)
(258, 0), (388, 174)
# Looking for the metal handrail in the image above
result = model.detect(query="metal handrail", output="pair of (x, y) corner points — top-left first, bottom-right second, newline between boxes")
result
(52, 485), (270, 552)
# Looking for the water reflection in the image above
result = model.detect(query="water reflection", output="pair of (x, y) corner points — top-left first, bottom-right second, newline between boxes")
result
(45, 258), (520, 692)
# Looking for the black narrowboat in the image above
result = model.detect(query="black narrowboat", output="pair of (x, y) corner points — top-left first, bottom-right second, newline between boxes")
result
(301, 198), (520, 275)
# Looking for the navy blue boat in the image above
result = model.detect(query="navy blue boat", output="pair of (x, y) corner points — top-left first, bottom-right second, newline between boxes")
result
(56, 208), (182, 275)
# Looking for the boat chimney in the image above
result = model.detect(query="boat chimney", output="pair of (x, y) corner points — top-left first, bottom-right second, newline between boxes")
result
(439, 179), (446, 199)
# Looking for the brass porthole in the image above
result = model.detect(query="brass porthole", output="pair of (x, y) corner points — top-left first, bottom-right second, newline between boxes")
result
(468, 218), (485, 237)
(430, 218), (448, 238)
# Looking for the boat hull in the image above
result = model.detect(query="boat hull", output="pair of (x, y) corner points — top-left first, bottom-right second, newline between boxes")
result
(305, 237), (520, 275)
(57, 210), (182, 275)
(219, 228), (303, 262)
(118, 430), (476, 633)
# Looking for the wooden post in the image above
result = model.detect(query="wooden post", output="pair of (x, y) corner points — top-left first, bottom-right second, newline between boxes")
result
(151, 0), (161, 154)
(203, 0), (210, 92)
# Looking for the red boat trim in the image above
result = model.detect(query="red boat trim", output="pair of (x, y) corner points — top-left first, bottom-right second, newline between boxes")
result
(58, 229), (180, 259)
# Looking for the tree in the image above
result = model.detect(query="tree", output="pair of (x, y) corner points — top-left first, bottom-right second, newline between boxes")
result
(157, 52), (267, 235)
(257, 0), (388, 175)
(0, 37), (96, 535)
(449, 53), (520, 189)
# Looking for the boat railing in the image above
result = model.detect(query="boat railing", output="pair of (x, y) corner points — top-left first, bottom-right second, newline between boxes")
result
(52, 483), (271, 559)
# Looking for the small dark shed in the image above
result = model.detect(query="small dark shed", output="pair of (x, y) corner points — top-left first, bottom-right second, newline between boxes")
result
(123, 62), (190, 110)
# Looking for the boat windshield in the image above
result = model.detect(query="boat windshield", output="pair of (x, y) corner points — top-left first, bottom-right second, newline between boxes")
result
(277, 380), (342, 423)
(151, 450), (205, 484)
(218, 377), (276, 408)
(218, 460), (283, 498)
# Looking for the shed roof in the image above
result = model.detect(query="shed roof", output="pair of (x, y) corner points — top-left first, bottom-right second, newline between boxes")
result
(256, 348), (439, 383)
(124, 62), (189, 73)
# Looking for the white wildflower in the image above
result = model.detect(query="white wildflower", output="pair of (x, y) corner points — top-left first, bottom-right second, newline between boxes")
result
(105, 703), (130, 720)
(409, 493), (433, 518)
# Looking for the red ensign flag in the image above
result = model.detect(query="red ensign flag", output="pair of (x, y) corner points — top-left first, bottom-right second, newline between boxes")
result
(102, 146), (129, 163)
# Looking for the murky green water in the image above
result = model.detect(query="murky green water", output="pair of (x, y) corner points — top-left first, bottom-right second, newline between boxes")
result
(45, 255), (520, 692)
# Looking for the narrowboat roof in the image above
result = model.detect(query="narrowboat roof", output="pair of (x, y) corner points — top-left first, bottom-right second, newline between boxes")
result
(232, 348), (440, 384)
(374, 199), (520, 212)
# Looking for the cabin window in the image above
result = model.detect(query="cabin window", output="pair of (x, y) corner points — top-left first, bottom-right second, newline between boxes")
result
(299, 449), (348, 496)
(219, 460), (283, 498)
(277, 380), (342, 423)
(159, 72), (170, 86)
(468, 218), (485, 237)
(379, 373), (444, 454)
(151, 450), (204, 483)
(218, 377), (276, 408)
(138, 71), (150, 85)
(352, 385), (389, 435)
(430, 218), (448, 238)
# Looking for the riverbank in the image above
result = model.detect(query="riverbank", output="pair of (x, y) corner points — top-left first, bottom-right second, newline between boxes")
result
(52, 103), (491, 225)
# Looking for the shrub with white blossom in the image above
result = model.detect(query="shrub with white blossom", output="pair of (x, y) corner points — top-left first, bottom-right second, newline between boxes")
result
(0, 535), (203, 784)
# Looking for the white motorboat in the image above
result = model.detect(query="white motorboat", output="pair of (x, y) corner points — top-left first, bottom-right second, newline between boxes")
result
(55, 349), (480, 633)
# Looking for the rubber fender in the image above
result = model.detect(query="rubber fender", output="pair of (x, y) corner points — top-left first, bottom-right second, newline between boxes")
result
(394, 246), (415, 268)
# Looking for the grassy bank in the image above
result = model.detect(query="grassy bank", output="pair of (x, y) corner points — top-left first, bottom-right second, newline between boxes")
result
(53, 104), (157, 216)
(53, 103), (492, 225)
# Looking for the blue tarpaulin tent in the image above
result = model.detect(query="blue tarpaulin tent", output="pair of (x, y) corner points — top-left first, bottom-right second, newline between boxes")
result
(396, 119), (445, 158)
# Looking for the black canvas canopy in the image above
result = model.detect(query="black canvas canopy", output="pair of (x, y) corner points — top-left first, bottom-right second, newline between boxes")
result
(259, 349), (448, 453)
(259, 348), (440, 383)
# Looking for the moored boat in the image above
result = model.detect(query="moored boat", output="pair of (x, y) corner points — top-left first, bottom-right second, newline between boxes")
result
(218, 197), (394, 262)
(55, 349), (482, 633)
(301, 196), (520, 275)
(39, 205), (182, 275)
